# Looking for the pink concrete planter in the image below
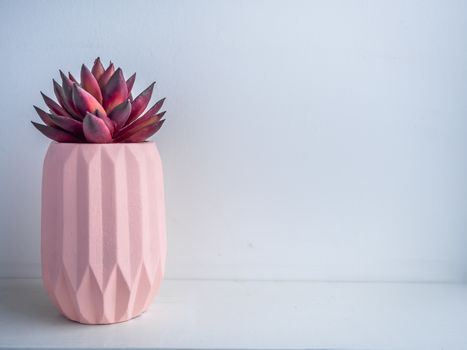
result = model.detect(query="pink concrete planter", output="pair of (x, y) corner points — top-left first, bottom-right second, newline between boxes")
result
(41, 142), (167, 324)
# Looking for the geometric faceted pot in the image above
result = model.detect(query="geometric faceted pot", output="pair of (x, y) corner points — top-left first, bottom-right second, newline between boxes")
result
(41, 142), (166, 324)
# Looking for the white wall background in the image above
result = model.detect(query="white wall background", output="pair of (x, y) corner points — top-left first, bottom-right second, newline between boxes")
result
(0, 0), (466, 282)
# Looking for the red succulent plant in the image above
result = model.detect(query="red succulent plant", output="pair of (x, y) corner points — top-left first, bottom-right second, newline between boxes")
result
(32, 58), (166, 143)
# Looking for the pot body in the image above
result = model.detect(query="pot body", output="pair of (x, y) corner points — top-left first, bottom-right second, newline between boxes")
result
(41, 142), (166, 324)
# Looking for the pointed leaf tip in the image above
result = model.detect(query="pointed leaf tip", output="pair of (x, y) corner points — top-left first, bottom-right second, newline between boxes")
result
(33, 106), (54, 126)
(59, 70), (73, 92)
(126, 82), (156, 125)
(122, 119), (165, 143)
(115, 111), (165, 142)
(126, 73), (136, 93)
(41, 91), (69, 116)
(139, 97), (166, 121)
(92, 57), (105, 81)
(68, 72), (78, 83)
(31, 121), (80, 143)
(55, 73), (82, 119)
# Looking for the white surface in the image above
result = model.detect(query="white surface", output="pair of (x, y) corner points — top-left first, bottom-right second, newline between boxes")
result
(0, 278), (466, 349)
(1, 0), (467, 282)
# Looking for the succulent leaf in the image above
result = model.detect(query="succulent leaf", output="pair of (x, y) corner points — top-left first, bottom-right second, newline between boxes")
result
(59, 70), (74, 96)
(81, 64), (103, 103)
(125, 111), (165, 133)
(34, 106), (54, 126)
(115, 111), (165, 142)
(59, 71), (81, 118)
(126, 82), (155, 125)
(94, 109), (115, 135)
(68, 72), (78, 83)
(122, 120), (165, 143)
(98, 62), (115, 89)
(102, 68), (128, 113)
(40, 92), (69, 116)
(82, 112), (112, 143)
(31, 121), (80, 142)
(53, 79), (77, 117)
(49, 113), (83, 136)
(139, 98), (166, 120)
(126, 73), (136, 93)
(72, 84), (107, 118)
(91, 57), (105, 81)
(108, 100), (131, 129)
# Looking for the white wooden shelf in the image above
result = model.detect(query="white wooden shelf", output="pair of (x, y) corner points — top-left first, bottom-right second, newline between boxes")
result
(0, 278), (466, 349)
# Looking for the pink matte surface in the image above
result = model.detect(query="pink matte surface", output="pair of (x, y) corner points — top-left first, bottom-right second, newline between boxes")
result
(41, 142), (166, 324)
